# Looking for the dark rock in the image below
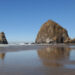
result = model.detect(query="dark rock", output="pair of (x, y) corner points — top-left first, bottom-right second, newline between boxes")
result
(35, 20), (69, 43)
(64, 38), (75, 43)
(0, 32), (8, 44)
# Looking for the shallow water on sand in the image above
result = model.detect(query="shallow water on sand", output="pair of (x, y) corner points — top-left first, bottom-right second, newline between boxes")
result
(0, 45), (75, 75)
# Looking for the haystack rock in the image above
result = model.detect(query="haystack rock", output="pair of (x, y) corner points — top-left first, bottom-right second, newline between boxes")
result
(35, 20), (69, 43)
(0, 32), (8, 44)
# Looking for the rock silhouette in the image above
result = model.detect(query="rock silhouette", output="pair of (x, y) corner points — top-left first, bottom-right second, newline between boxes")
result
(0, 32), (8, 44)
(35, 20), (69, 43)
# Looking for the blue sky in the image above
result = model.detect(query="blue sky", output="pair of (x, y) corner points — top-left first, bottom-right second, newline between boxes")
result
(0, 0), (75, 42)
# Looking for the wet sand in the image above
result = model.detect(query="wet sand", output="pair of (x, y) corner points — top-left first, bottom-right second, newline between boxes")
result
(0, 44), (75, 75)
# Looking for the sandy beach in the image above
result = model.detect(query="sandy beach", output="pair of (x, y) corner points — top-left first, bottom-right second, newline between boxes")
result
(0, 44), (75, 75)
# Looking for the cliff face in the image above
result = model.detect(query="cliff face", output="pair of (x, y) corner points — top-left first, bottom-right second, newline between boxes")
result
(35, 20), (69, 43)
(0, 32), (8, 44)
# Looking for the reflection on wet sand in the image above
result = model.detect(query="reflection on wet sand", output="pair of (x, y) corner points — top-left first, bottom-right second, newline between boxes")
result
(0, 53), (5, 60)
(37, 47), (71, 67)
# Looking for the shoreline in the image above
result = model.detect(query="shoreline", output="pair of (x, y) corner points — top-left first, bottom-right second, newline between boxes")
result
(0, 43), (75, 53)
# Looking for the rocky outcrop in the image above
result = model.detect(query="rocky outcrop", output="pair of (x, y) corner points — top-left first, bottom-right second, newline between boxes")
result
(0, 32), (8, 44)
(64, 38), (75, 43)
(35, 20), (69, 43)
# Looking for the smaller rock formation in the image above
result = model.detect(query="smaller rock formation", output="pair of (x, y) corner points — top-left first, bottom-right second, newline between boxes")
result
(0, 32), (8, 44)
(64, 38), (75, 43)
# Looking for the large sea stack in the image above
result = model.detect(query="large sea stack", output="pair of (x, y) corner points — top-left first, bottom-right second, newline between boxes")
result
(0, 32), (8, 44)
(35, 20), (69, 43)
